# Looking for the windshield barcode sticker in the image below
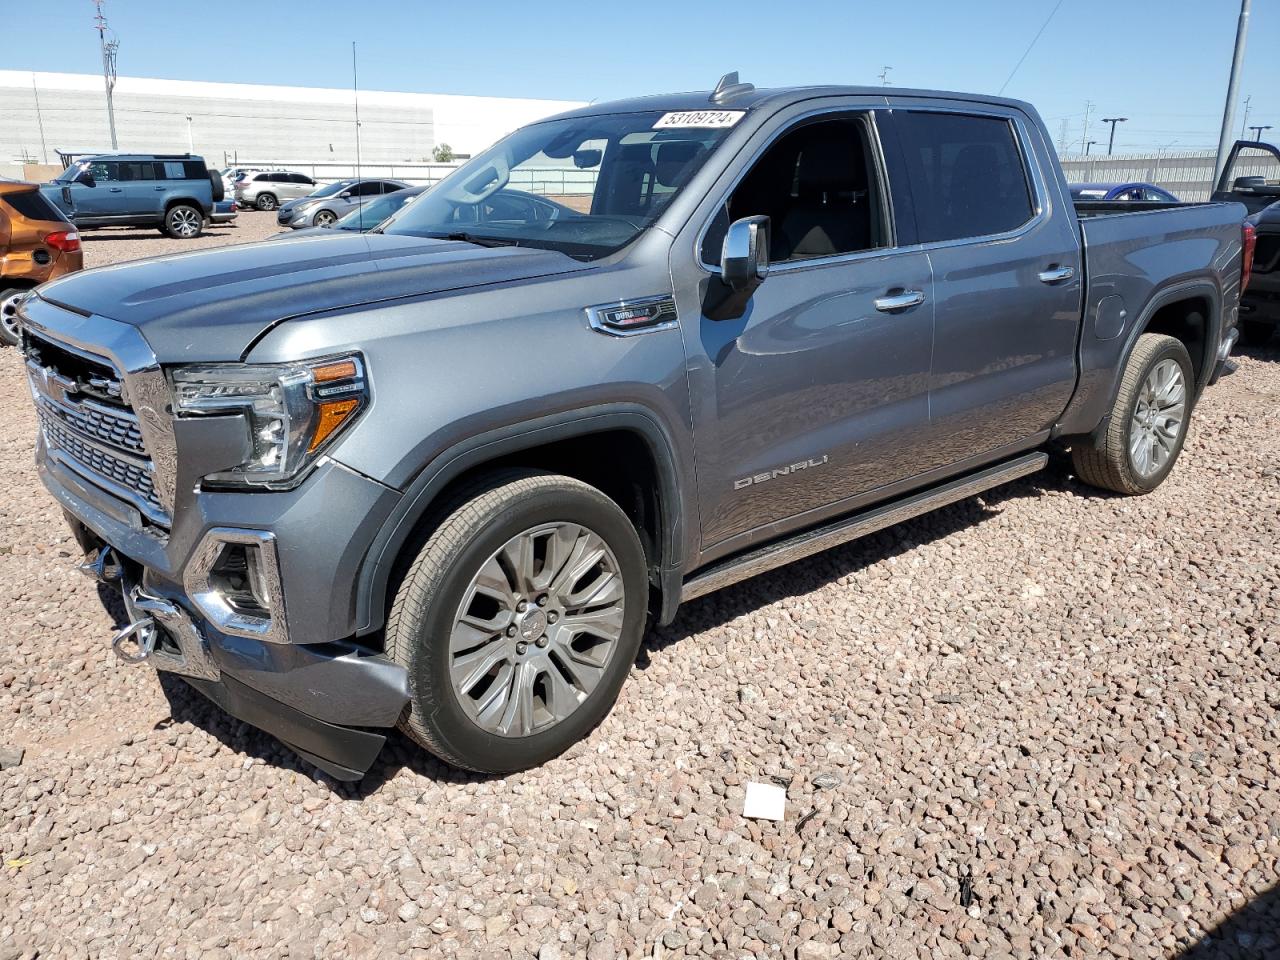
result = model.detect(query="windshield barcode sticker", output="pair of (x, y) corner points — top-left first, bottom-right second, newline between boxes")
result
(653, 111), (745, 129)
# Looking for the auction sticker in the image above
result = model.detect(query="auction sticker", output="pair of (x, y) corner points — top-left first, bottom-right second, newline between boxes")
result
(653, 110), (745, 129)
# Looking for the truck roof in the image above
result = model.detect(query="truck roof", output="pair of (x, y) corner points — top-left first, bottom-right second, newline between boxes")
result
(547, 83), (1036, 123)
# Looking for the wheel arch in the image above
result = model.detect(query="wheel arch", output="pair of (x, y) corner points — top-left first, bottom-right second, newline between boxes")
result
(354, 405), (688, 638)
(163, 196), (206, 216)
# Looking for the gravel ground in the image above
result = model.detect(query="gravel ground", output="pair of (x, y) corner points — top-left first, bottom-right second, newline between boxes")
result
(2, 216), (1279, 959)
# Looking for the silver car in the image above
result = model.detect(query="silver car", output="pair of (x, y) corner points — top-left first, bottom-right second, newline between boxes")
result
(275, 178), (411, 229)
(235, 171), (318, 211)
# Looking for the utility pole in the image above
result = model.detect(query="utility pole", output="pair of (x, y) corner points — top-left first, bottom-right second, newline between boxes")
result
(1214, 0), (1251, 185)
(93, 0), (119, 150)
(1249, 124), (1272, 142)
(1101, 117), (1127, 155)
(31, 74), (49, 164)
(878, 66), (892, 87)
(1080, 100), (1095, 155)
(1240, 94), (1252, 138)
(1057, 118), (1070, 155)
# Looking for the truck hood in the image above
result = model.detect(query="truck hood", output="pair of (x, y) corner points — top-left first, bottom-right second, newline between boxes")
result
(35, 232), (590, 361)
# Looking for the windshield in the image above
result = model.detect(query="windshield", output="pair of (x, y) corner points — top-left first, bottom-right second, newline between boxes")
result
(54, 162), (86, 183)
(335, 189), (422, 230)
(383, 109), (738, 259)
(308, 180), (356, 199)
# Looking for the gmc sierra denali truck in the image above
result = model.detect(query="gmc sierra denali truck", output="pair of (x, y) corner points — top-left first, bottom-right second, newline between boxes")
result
(20, 77), (1252, 780)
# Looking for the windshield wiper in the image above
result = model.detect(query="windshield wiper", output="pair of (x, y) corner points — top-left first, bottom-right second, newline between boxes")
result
(428, 231), (520, 249)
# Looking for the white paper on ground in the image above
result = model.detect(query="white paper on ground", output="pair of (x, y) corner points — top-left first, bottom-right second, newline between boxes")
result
(743, 781), (786, 821)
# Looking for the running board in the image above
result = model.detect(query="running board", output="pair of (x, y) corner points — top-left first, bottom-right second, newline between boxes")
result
(681, 451), (1048, 602)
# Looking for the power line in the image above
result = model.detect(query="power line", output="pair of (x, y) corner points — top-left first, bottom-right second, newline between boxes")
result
(998, 0), (1067, 95)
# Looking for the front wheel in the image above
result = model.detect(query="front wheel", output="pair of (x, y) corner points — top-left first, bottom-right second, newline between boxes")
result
(312, 209), (337, 227)
(0, 287), (27, 346)
(386, 471), (648, 773)
(164, 204), (204, 239)
(1071, 332), (1194, 495)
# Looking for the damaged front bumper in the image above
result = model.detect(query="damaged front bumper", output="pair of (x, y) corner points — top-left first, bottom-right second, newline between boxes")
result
(68, 520), (409, 783)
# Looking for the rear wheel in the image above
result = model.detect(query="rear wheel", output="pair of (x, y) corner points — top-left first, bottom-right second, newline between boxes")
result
(1071, 333), (1194, 495)
(0, 287), (27, 346)
(386, 470), (648, 773)
(255, 193), (278, 211)
(164, 204), (204, 239)
(1240, 319), (1274, 348)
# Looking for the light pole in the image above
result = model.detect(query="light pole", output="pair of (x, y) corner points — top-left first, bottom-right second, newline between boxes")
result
(1102, 117), (1127, 155)
(185, 115), (193, 153)
(1085, 140), (1099, 156)
(93, 0), (119, 150)
(1214, 0), (1252, 185)
(1249, 124), (1272, 143)
(1080, 100), (1095, 155)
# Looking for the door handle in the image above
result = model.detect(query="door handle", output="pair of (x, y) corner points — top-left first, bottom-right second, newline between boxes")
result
(108, 187), (123, 193)
(874, 289), (926, 312)
(155, 186), (166, 191)
(1038, 265), (1076, 284)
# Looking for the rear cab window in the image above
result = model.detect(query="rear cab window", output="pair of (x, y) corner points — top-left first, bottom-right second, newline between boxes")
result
(891, 110), (1036, 242)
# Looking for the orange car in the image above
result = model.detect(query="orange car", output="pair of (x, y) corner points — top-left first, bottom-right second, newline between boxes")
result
(0, 181), (83, 346)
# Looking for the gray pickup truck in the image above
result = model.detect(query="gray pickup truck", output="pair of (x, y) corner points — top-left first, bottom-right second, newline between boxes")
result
(20, 77), (1250, 779)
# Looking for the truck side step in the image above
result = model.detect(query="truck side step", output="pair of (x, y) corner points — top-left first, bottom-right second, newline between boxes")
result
(680, 451), (1049, 602)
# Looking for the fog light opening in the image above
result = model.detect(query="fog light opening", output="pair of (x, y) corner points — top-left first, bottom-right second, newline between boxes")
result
(207, 542), (272, 620)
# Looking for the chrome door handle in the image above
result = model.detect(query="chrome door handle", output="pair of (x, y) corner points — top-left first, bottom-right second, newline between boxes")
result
(874, 290), (926, 312)
(1038, 266), (1075, 284)
(108, 187), (123, 192)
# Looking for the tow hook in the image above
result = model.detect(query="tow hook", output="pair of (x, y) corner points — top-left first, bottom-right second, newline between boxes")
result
(111, 617), (157, 664)
(78, 546), (122, 584)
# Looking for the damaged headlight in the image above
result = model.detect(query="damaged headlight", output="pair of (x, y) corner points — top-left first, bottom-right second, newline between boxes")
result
(171, 354), (368, 489)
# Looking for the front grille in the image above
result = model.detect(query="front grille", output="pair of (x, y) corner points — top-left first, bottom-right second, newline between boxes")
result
(26, 330), (170, 527)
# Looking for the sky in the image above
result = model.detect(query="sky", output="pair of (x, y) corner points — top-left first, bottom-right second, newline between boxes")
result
(6, 0), (1280, 155)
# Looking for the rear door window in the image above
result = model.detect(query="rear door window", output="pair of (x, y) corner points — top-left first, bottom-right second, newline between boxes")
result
(3, 190), (66, 222)
(893, 111), (1035, 242)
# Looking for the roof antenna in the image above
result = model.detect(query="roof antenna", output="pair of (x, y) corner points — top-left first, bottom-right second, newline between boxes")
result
(711, 71), (754, 104)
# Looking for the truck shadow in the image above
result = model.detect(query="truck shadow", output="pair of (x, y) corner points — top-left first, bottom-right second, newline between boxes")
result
(79, 225), (239, 242)
(1178, 881), (1280, 958)
(640, 463), (1087, 665)
(98, 458), (1102, 794)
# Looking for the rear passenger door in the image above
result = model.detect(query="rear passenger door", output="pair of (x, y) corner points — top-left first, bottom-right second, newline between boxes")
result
(886, 104), (1081, 469)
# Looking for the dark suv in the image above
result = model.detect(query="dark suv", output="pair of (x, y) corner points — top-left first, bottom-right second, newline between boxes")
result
(41, 154), (223, 239)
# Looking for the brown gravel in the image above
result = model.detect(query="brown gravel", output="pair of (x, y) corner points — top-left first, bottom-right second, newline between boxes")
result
(2, 213), (1279, 959)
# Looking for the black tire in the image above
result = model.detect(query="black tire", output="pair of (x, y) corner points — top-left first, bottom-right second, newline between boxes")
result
(313, 209), (337, 227)
(164, 203), (204, 239)
(1240, 319), (1274, 348)
(255, 193), (278, 211)
(0, 287), (27, 347)
(1071, 332), (1194, 495)
(386, 470), (648, 773)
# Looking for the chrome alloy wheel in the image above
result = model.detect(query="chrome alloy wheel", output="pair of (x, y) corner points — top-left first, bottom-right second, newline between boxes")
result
(168, 207), (201, 238)
(0, 289), (24, 343)
(1129, 357), (1186, 478)
(313, 209), (337, 227)
(449, 522), (626, 738)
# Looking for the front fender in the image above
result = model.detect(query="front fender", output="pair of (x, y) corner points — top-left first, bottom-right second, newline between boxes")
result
(350, 403), (693, 635)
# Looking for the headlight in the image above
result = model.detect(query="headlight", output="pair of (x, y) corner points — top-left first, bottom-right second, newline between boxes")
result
(171, 353), (368, 489)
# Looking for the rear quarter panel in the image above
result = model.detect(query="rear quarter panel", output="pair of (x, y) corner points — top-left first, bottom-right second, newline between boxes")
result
(1055, 202), (1246, 436)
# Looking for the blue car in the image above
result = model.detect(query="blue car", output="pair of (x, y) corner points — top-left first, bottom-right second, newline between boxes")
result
(1070, 182), (1179, 202)
(40, 154), (223, 239)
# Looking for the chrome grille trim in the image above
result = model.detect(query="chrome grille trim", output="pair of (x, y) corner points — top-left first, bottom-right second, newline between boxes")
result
(19, 298), (178, 528)
(31, 383), (146, 456)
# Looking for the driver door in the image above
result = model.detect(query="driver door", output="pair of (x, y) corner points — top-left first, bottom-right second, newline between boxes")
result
(68, 160), (118, 222)
(670, 103), (936, 557)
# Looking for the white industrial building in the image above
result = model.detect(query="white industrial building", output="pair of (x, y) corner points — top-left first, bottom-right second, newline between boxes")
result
(0, 70), (584, 172)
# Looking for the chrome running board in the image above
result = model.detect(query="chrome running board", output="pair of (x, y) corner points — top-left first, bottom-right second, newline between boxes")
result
(681, 451), (1048, 602)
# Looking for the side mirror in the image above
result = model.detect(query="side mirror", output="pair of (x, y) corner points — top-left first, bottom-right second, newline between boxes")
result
(704, 215), (770, 321)
(338, 190), (352, 199)
(76, 171), (96, 188)
(722, 216), (770, 291)
(573, 148), (602, 169)
(1234, 175), (1280, 196)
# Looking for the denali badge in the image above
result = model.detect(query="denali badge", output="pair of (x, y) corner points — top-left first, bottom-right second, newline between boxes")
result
(734, 455), (829, 490)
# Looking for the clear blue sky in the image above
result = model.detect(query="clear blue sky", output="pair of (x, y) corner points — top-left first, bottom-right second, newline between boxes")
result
(9, 0), (1280, 154)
